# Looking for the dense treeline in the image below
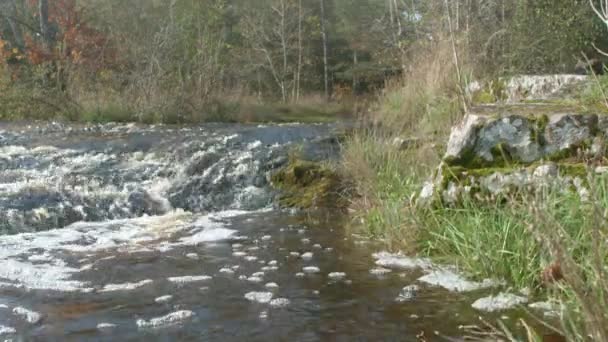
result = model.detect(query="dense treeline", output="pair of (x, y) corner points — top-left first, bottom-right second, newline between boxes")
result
(0, 0), (606, 122)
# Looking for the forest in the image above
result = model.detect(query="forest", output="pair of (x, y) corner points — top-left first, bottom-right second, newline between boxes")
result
(1, 0), (606, 123)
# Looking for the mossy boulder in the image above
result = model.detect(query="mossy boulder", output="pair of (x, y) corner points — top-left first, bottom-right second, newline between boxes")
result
(270, 158), (347, 209)
(419, 103), (607, 206)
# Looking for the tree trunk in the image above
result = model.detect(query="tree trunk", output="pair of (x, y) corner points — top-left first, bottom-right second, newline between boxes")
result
(1, 0), (25, 49)
(294, 0), (303, 103)
(320, 0), (329, 100)
(38, 0), (52, 47)
(352, 50), (357, 95)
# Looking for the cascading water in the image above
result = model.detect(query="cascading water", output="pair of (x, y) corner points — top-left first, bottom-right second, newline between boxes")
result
(0, 122), (338, 234)
(0, 122), (531, 341)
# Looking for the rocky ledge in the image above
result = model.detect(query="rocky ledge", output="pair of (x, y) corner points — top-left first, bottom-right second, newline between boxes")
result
(419, 104), (608, 205)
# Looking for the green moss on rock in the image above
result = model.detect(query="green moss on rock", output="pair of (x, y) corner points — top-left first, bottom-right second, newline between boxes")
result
(271, 158), (347, 209)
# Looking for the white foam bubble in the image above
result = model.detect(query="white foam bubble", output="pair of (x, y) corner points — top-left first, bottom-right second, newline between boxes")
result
(261, 266), (278, 272)
(136, 310), (195, 329)
(186, 253), (199, 260)
(247, 276), (263, 283)
(97, 323), (117, 331)
(219, 268), (235, 275)
(417, 268), (499, 293)
(369, 267), (392, 276)
(155, 295), (173, 304)
(269, 298), (290, 307)
(303, 266), (320, 274)
(167, 275), (212, 284)
(472, 293), (528, 312)
(0, 325), (16, 335)
(244, 292), (273, 304)
(265, 282), (279, 289)
(328, 272), (346, 280)
(12, 307), (42, 324)
(373, 252), (432, 270)
(100, 279), (153, 292)
(301, 252), (313, 261)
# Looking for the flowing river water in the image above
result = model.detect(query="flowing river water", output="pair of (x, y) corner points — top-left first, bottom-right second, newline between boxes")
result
(0, 122), (536, 341)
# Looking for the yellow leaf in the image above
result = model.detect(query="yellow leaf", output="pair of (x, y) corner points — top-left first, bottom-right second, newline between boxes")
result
(12, 48), (18, 54)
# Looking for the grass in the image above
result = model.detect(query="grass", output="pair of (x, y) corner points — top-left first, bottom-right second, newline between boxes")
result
(0, 71), (351, 124)
(419, 201), (544, 291)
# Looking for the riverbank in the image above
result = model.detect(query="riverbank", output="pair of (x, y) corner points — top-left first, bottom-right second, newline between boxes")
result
(0, 91), (354, 124)
(339, 52), (608, 340)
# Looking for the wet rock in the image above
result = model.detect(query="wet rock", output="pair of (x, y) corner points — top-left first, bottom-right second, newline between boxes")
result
(136, 310), (195, 329)
(504, 75), (588, 103)
(472, 293), (528, 312)
(270, 158), (347, 209)
(419, 108), (605, 206)
(395, 285), (419, 302)
(184, 152), (220, 176)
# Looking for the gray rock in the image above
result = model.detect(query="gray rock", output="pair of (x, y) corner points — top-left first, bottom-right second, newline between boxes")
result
(396, 285), (419, 302)
(544, 114), (597, 155)
(445, 114), (485, 164)
(505, 75), (588, 103)
(420, 107), (605, 206)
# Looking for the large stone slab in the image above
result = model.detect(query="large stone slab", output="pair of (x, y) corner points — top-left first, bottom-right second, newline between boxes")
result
(419, 105), (605, 206)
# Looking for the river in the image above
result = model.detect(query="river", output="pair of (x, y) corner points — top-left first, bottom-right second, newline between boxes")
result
(0, 122), (528, 341)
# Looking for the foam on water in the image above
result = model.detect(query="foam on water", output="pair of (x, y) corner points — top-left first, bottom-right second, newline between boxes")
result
(167, 276), (212, 284)
(0, 325), (16, 335)
(417, 268), (499, 293)
(12, 307), (42, 324)
(0, 210), (241, 292)
(101, 280), (154, 293)
(373, 252), (433, 271)
(136, 310), (195, 329)
(244, 292), (274, 304)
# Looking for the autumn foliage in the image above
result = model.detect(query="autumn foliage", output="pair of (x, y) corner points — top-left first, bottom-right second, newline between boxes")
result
(3, 0), (116, 72)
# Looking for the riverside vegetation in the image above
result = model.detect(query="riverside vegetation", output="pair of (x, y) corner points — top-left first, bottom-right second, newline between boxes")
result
(4, 0), (608, 341)
(339, 4), (608, 341)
